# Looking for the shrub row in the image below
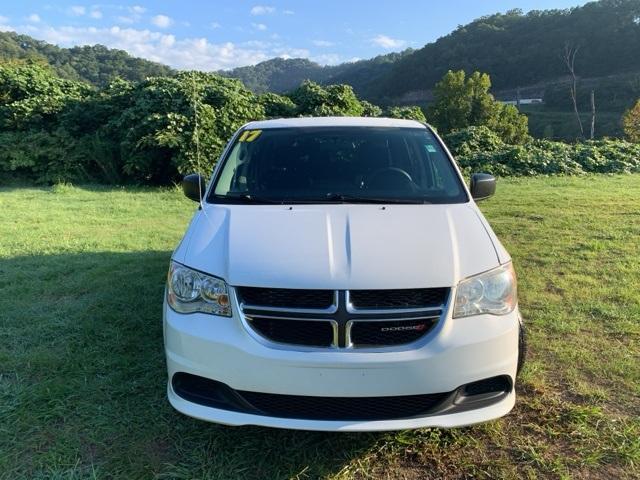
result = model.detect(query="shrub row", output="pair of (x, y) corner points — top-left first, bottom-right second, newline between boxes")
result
(443, 126), (640, 176)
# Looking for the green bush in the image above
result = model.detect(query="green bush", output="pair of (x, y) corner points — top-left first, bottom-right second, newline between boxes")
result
(1, 62), (639, 185)
(443, 126), (505, 157)
(259, 92), (297, 118)
(450, 127), (640, 176)
(385, 106), (426, 122)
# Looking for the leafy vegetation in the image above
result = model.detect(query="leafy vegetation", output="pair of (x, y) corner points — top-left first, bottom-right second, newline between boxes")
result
(1, 176), (638, 478)
(0, 64), (423, 185)
(445, 126), (640, 176)
(429, 70), (529, 144)
(1, 51), (639, 187)
(0, 64), (265, 184)
(623, 99), (640, 142)
(385, 105), (426, 122)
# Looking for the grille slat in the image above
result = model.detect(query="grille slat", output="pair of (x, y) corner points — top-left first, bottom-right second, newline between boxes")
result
(248, 316), (335, 347)
(237, 287), (334, 310)
(349, 288), (448, 310)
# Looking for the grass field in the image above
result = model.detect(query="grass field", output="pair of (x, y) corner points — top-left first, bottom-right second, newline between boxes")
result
(1, 175), (639, 479)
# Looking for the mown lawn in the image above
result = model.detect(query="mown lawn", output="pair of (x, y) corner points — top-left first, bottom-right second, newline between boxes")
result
(0, 176), (638, 479)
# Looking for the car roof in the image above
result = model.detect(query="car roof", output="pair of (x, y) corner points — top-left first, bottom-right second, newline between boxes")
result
(244, 116), (427, 130)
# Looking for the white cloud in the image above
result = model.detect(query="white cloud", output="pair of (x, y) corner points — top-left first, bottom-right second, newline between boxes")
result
(115, 5), (146, 24)
(27, 14), (41, 23)
(312, 40), (334, 47)
(370, 34), (405, 49)
(69, 6), (86, 16)
(252, 22), (267, 31)
(210, 22), (221, 29)
(250, 5), (275, 15)
(89, 10), (103, 19)
(0, 15), (9, 25)
(3, 24), (279, 70)
(151, 15), (173, 28)
(282, 10), (294, 15)
(160, 34), (175, 47)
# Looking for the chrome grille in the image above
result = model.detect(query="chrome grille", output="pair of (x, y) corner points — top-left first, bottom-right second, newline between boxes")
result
(237, 288), (449, 349)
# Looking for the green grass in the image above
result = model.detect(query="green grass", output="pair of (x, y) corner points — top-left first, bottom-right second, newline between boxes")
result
(1, 176), (639, 479)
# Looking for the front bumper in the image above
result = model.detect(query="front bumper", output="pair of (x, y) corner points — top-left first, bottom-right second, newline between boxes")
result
(163, 295), (520, 431)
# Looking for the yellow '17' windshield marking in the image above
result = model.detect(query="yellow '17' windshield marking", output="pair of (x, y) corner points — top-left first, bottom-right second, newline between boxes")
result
(238, 130), (262, 142)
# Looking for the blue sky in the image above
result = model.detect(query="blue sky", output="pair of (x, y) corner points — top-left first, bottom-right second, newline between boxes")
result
(0, 1), (590, 70)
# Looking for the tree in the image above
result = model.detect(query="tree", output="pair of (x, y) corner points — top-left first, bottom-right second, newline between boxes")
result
(562, 43), (584, 137)
(428, 70), (529, 143)
(622, 100), (640, 142)
(428, 70), (470, 133)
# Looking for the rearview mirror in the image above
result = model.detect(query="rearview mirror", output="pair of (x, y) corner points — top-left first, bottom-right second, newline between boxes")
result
(470, 173), (496, 201)
(183, 173), (207, 202)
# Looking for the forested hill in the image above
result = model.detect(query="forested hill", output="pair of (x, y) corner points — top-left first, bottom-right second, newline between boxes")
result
(222, 0), (640, 102)
(368, 0), (640, 101)
(0, 31), (174, 86)
(219, 50), (412, 94)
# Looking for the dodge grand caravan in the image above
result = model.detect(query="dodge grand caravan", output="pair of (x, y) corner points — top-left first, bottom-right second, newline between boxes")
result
(164, 117), (525, 431)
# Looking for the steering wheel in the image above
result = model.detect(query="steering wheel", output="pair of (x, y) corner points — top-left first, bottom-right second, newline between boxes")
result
(364, 167), (414, 190)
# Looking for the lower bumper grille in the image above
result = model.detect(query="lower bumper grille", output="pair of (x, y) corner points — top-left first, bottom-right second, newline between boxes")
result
(171, 373), (512, 421)
(238, 389), (449, 421)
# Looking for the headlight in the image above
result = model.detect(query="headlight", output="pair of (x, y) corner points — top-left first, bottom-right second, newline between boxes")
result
(453, 263), (517, 318)
(166, 261), (231, 316)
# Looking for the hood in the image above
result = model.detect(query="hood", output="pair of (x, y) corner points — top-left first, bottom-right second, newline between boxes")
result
(174, 203), (502, 290)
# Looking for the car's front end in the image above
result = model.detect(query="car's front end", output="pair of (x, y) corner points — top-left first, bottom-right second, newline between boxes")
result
(163, 117), (523, 431)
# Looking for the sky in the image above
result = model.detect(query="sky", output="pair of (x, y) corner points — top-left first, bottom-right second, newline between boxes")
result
(0, 1), (591, 71)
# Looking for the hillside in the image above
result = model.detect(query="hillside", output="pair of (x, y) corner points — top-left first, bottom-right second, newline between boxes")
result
(221, 0), (640, 107)
(0, 31), (174, 86)
(369, 0), (640, 102)
(219, 50), (412, 94)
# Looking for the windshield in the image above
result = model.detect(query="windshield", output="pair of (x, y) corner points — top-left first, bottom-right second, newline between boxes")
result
(210, 127), (468, 204)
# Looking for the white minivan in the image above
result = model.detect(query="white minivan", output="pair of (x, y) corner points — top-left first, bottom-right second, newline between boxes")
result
(164, 117), (525, 432)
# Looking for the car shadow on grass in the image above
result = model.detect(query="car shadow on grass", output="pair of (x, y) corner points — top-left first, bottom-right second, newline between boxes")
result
(1, 250), (390, 479)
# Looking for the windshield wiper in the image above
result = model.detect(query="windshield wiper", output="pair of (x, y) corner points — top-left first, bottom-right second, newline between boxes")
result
(324, 193), (429, 204)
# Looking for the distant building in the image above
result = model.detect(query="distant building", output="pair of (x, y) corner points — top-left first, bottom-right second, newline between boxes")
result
(502, 98), (543, 105)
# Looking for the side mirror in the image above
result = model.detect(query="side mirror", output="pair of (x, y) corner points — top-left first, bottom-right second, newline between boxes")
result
(182, 173), (207, 202)
(470, 173), (496, 201)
